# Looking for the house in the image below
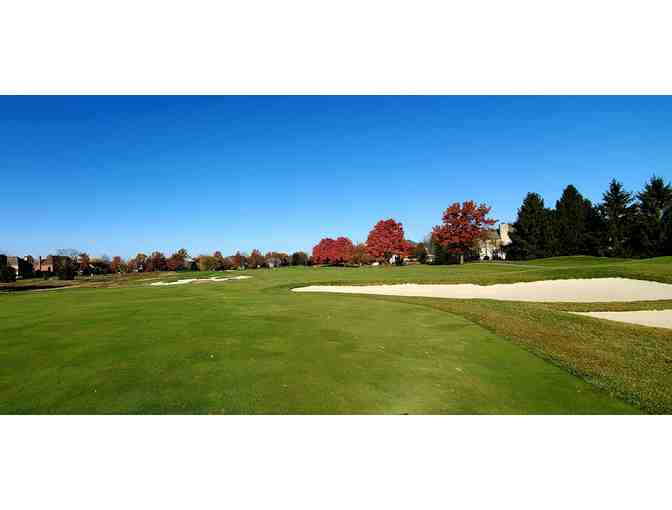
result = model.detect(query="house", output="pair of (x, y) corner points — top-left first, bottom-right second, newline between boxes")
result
(476, 223), (513, 260)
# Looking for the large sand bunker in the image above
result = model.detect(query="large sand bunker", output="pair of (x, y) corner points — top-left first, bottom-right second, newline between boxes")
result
(572, 310), (672, 330)
(150, 276), (251, 286)
(292, 278), (672, 303)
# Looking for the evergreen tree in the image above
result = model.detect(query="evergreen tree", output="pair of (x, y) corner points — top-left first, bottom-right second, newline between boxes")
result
(663, 207), (672, 255)
(507, 193), (556, 260)
(555, 185), (598, 256)
(635, 175), (672, 256)
(599, 179), (633, 257)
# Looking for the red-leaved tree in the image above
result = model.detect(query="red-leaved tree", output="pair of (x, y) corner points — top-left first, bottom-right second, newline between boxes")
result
(432, 201), (496, 264)
(312, 237), (355, 265)
(365, 218), (413, 262)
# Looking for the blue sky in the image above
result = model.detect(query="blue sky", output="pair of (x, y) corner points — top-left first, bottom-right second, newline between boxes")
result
(1, 96), (671, 258)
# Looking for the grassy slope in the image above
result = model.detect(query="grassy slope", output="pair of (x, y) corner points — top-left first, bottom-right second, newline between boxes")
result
(1, 256), (670, 414)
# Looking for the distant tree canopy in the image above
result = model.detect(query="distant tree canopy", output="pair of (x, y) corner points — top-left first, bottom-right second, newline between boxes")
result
(507, 175), (672, 260)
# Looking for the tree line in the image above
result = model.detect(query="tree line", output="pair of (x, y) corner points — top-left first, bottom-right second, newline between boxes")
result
(311, 203), (496, 266)
(7, 175), (667, 283)
(507, 175), (672, 260)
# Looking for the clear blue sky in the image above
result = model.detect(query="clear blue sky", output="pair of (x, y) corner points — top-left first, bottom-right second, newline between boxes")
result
(2, 96), (670, 258)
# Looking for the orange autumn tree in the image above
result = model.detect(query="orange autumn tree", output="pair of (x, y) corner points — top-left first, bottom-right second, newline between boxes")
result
(432, 201), (496, 264)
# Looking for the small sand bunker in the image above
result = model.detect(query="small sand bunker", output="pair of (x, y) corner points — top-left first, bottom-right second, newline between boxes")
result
(292, 278), (672, 303)
(150, 276), (251, 286)
(572, 310), (672, 330)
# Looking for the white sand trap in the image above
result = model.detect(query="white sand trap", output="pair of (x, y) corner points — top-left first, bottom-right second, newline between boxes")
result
(292, 278), (672, 303)
(572, 310), (672, 330)
(150, 276), (251, 286)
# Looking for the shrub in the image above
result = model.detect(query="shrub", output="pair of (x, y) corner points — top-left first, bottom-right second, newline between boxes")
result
(291, 251), (309, 266)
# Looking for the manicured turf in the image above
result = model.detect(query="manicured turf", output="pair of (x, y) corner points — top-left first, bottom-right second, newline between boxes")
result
(2, 256), (670, 414)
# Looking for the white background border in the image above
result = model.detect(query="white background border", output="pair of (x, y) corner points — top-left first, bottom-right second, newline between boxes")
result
(2, 1), (672, 94)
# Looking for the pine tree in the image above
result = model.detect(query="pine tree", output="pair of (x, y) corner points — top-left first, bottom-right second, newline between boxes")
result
(507, 193), (556, 260)
(599, 179), (633, 257)
(636, 175), (672, 256)
(555, 185), (596, 256)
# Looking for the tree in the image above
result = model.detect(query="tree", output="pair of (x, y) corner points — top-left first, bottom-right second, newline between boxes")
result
(53, 249), (79, 279)
(290, 251), (309, 266)
(213, 251), (226, 270)
(312, 237), (355, 265)
(232, 251), (246, 269)
(663, 206), (672, 255)
(0, 265), (16, 283)
(507, 193), (556, 260)
(599, 179), (634, 257)
(110, 256), (127, 273)
(365, 219), (412, 263)
(413, 242), (428, 264)
(166, 248), (189, 271)
(636, 175), (672, 256)
(197, 255), (219, 271)
(248, 249), (265, 268)
(432, 201), (496, 264)
(129, 253), (147, 272)
(78, 253), (91, 275)
(221, 256), (236, 270)
(351, 243), (373, 265)
(553, 185), (606, 256)
(265, 252), (289, 267)
(146, 251), (167, 272)
(555, 185), (589, 255)
(54, 257), (77, 280)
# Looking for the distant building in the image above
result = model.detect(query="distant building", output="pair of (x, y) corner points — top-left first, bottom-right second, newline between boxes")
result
(33, 255), (69, 274)
(476, 223), (513, 260)
(0, 255), (34, 278)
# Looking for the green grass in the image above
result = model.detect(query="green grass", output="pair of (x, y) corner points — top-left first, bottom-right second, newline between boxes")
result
(2, 256), (671, 414)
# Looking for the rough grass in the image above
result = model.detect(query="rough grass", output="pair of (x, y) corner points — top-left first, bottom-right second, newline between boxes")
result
(1, 256), (670, 414)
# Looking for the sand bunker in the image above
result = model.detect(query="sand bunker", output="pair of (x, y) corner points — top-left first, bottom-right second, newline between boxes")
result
(292, 278), (672, 303)
(150, 276), (251, 286)
(572, 310), (672, 330)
